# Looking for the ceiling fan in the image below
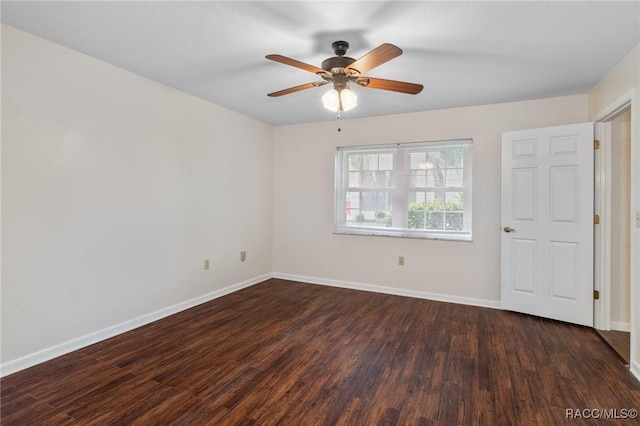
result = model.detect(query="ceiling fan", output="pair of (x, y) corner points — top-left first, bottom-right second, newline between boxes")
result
(266, 41), (423, 112)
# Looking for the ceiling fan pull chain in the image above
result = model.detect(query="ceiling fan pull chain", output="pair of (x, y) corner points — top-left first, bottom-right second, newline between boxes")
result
(337, 110), (341, 132)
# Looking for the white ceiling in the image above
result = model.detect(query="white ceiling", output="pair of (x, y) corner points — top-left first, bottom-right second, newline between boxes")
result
(2, 1), (639, 126)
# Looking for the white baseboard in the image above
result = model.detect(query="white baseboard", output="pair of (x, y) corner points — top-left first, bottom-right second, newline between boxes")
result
(0, 274), (272, 377)
(611, 321), (631, 332)
(272, 272), (501, 310)
(631, 360), (640, 382)
(5, 271), (635, 383)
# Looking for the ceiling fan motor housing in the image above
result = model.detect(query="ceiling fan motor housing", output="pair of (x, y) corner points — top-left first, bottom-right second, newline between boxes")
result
(321, 41), (358, 76)
(321, 56), (356, 74)
(332, 41), (349, 56)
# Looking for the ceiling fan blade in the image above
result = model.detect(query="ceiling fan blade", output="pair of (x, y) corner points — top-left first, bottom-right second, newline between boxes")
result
(267, 81), (328, 97)
(345, 43), (403, 75)
(266, 54), (329, 76)
(356, 77), (423, 94)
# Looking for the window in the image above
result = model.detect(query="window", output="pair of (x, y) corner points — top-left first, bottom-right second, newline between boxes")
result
(335, 139), (472, 241)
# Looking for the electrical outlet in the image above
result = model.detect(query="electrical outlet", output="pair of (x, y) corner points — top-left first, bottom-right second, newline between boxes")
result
(204, 259), (210, 270)
(240, 251), (246, 262)
(398, 256), (405, 266)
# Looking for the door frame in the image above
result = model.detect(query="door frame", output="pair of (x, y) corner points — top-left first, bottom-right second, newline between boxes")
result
(593, 89), (639, 378)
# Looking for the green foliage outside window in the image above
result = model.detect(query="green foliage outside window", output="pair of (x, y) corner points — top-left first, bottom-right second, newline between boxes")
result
(372, 195), (464, 231)
(408, 196), (464, 231)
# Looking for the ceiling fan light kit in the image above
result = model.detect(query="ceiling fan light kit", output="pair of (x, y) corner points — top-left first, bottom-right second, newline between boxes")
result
(266, 40), (423, 114)
(322, 86), (357, 112)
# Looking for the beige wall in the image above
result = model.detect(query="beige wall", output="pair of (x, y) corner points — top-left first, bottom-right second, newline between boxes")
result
(273, 95), (588, 304)
(1, 25), (274, 364)
(610, 109), (631, 329)
(589, 44), (640, 119)
(3, 22), (637, 378)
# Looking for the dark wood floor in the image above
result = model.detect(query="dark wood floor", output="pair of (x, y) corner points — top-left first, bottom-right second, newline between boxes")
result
(2, 279), (639, 425)
(598, 329), (631, 365)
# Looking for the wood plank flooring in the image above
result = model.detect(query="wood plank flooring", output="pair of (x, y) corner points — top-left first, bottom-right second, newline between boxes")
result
(2, 278), (639, 425)
(598, 329), (631, 365)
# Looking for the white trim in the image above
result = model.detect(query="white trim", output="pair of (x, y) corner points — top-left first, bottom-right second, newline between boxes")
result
(593, 90), (634, 122)
(272, 272), (501, 310)
(631, 90), (640, 380)
(0, 274), (272, 377)
(594, 121), (612, 331)
(593, 88), (639, 381)
(333, 227), (473, 242)
(611, 321), (631, 332)
(337, 138), (473, 151)
(631, 360), (640, 382)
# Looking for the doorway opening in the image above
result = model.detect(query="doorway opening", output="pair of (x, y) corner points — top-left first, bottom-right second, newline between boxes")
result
(594, 97), (635, 369)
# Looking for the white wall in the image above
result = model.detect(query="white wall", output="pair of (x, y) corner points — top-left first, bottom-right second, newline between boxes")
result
(272, 95), (588, 304)
(1, 25), (273, 366)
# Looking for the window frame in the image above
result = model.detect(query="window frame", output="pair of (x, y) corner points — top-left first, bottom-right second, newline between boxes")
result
(334, 139), (473, 241)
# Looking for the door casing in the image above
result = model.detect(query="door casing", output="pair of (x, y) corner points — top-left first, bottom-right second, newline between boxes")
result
(593, 89), (639, 380)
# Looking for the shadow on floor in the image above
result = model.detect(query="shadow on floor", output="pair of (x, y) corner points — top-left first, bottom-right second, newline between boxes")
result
(597, 329), (630, 365)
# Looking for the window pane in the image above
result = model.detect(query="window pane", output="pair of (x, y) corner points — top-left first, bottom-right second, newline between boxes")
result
(364, 154), (378, 170)
(348, 171), (360, 187)
(409, 191), (438, 204)
(427, 151), (442, 168)
(348, 152), (394, 189)
(383, 171), (393, 187)
(427, 170), (440, 187)
(379, 153), (393, 170)
(426, 211), (444, 230)
(374, 192), (392, 227)
(346, 190), (362, 225)
(412, 192), (425, 203)
(346, 191), (391, 227)
(445, 168), (463, 187)
(348, 154), (362, 171)
(346, 191), (360, 208)
(408, 193), (450, 230)
(360, 171), (376, 187)
(376, 171), (392, 188)
(411, 170), (426, 188)
(445, 212), (464, 230)
(445, 192), (464, 211)
(410, 152), (426, 169)
(361, 192), (377, 211)
(443, 149), (463, 167)
(408, 207), (425, 229)
(361, 192), (391, 211)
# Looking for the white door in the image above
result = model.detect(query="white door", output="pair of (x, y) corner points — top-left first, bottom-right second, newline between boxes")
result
(501, 123), (594, 326)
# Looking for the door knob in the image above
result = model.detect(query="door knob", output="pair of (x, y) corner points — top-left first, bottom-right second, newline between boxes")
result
(503, 226), (515, 233)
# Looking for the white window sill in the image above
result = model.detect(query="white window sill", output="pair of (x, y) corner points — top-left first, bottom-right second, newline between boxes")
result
(334, 226), (473, 242)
